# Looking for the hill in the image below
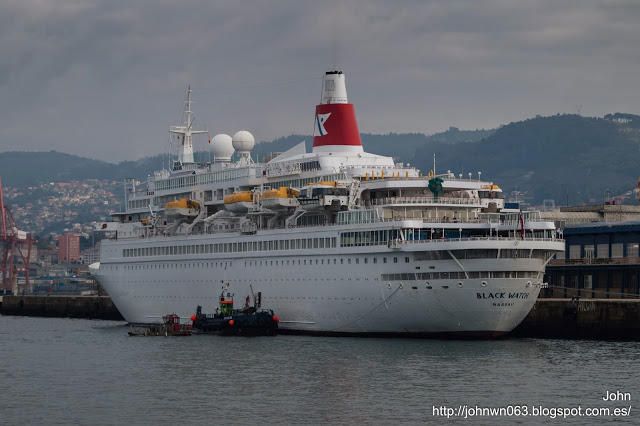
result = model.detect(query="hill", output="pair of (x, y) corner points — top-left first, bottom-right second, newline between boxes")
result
(0, 151), (116, 187)
(413, 114), (640, 204)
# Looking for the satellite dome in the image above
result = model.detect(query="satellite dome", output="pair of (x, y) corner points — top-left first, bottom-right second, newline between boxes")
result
(211, 133), (234, 162)
(232, 130), (255, 153)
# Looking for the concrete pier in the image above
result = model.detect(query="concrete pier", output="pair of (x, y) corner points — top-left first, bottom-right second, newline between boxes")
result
(0, 295), (124, 321)
(513, 298), (640, 340)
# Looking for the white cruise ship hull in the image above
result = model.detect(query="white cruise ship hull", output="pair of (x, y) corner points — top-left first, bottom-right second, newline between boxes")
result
(94, 235), (563, 337)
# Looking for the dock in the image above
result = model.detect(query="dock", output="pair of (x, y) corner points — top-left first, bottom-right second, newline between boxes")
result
(513, 298), (640, 340)
(0, 295), (124, 321)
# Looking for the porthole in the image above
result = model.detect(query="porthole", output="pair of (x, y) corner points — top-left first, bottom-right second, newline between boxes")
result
(481, 281), (487, 287)
(526, 281), (532, 288)
(457, 282), (463, 288)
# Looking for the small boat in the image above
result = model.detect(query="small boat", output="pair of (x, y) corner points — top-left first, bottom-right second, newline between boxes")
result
(261, 187), (300, 210)
(191, 291), (279, 336)
(223, 191), (254, 213)
(128, 313), (193, 336)
(164, 198), (200, 218)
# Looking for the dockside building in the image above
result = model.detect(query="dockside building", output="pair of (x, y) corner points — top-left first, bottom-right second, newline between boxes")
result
(543, 221), (640, 299)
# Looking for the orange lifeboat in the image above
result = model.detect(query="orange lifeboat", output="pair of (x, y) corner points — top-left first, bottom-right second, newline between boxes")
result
(164, 198), (200, 218)
(261, 187), (300, 210)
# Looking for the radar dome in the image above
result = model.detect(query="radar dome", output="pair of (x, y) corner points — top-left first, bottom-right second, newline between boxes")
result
(211, 133), (234, 162)
(232, 130), (255, 153)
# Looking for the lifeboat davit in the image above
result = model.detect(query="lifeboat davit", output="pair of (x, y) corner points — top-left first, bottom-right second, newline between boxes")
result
(165, 198), (200, 218)
(224, 191), (254, 213)
(261, 187), (300, 211)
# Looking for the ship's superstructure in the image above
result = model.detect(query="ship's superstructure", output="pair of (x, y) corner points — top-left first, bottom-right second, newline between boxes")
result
(92, 70), (564, 336)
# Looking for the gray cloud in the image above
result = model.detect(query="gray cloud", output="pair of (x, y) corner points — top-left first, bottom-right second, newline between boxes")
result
(0, 0), (639, 161)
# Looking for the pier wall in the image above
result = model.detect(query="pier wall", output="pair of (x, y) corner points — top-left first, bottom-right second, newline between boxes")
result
(0, 295), (124, 321)
(513, 298), (640, 340)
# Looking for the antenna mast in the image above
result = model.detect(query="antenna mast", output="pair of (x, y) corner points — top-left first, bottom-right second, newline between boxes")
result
(169, 85), (207, 165)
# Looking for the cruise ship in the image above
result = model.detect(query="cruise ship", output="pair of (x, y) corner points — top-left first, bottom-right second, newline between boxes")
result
(91, 70), (564, 337)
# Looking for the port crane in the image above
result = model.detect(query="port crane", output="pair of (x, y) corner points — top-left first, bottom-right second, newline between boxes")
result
(0, 177), (33, 295)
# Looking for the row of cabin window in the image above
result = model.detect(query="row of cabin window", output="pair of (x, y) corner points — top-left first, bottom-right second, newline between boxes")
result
(382, 271), (539, 281)
(123, 237), (337, 258)
(114, 255), (410, 271)
(124, 261), (232, 270)
(449, 249), (551, 259)
(155, 170), (345, 193)
(340, 230), (402, 247)
(264, 173), (346, 192)
(244, 256), (410, 267)
(128, 199), (149, 209)
(156, 168), (251, 191)
(416, 249), (555, 261)
(338, 231), (556, 253)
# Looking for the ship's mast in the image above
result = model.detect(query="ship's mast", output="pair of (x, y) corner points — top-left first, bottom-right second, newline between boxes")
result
(169, 85), (207, 165)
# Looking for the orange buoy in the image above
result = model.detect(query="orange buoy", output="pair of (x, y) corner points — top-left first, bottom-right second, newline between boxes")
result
(272, 315), (280, 323)
(228, 319), (235, 326)
(190, 314), (196, 322)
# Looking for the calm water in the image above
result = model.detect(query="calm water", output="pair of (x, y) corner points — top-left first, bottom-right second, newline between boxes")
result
(1, 316), (638, 425)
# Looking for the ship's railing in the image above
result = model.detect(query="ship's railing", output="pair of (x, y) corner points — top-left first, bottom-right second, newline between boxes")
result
(198, 209), (554, 232)
(198, 215), (560, 236)
(197, 226), (563, 245)
(344, 216), (486, 225)
(365, 196), (482, 207)
(334, 208), (545, 226)
(341, 164), (418, 173)
(479, 211), (542, 226)
(396, 236), (563, 244)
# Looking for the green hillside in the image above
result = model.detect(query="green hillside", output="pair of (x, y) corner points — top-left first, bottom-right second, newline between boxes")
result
(413, 114), (640, 204)
(0, 151), (116, 187)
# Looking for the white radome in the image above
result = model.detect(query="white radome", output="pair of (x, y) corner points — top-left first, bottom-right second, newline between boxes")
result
(211, 133), (234, 161)
(232, 130), (255, 152)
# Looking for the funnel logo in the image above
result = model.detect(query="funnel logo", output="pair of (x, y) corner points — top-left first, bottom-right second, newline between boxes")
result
(314, 112), (331, 136)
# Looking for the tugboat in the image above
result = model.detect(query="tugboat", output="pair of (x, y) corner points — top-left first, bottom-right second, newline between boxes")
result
(128, 313), (193, 336)
(191, 289), (279, 336)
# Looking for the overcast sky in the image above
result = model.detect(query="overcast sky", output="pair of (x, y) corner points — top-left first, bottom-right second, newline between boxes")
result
(0, 0), (638, 162)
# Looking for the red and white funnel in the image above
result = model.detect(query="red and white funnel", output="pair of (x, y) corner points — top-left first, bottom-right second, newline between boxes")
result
(312, 70), (363, 153)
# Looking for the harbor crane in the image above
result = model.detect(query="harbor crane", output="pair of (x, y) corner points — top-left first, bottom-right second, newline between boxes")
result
(0, 177), (33, 295)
